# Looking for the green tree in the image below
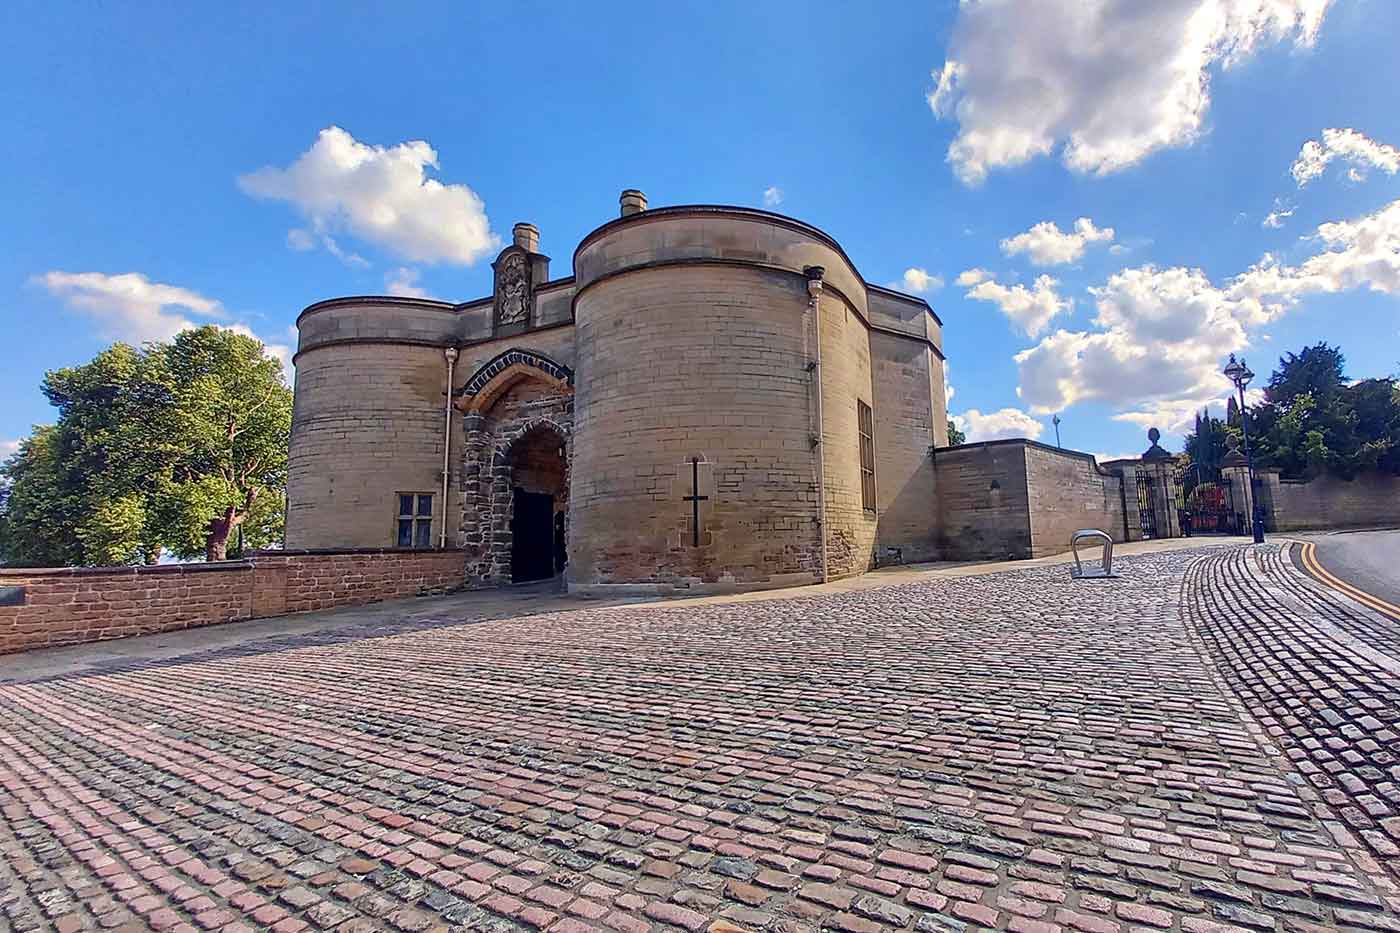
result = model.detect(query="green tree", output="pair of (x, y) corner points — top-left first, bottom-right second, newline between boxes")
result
(946, 410), (966, 446)
(0, 326), (291, 567)
(1265, 342), (1346, 408)
(1251, 343), (1400, 479)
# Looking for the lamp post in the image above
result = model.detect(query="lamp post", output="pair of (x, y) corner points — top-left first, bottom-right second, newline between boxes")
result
(1053, 414), (1062, 449)
(1223, 354), (1264, 543)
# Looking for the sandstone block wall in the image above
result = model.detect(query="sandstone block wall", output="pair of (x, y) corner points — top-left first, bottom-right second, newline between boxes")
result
(571, 263), (822, 588)
(870, 331), (940, 564)
(819, 293), (879, 578)
(935, 440), (1127, 560)
(288, 322), (577, 551)
(1265, 470), (1400, 531)
(935, 443), (1032, 560)
(0, 550), (465, 656)
(1024, 444), (1129, 555)
(287, 343), (457, 549)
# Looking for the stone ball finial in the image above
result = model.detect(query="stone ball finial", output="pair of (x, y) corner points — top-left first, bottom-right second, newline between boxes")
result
(1142, 426), (1172, 461)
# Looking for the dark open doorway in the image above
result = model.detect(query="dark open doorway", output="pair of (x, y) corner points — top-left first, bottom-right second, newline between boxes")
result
(511, 488), (556, 582)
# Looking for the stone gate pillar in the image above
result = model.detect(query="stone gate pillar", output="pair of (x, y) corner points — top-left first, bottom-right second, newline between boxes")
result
(1221, 436), (1254, 536)
(1140, 428), (1180, 539)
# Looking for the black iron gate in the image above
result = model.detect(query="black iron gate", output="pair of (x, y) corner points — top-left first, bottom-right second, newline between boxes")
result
(1135, 466), (1158, 538)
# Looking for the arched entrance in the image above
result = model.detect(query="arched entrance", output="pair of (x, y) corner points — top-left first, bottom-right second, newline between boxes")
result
(455, 348), (574, 589)
(504, 425), (567, 582)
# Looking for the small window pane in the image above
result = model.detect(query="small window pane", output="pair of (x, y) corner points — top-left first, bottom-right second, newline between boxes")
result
(414, 519), (432, 548)
(417, 494), (433, 516)
(397, 519), (413, 547)
(399, 494), (414, 517)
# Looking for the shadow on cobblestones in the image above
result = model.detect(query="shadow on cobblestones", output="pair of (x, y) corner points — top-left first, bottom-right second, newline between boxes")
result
(2, 547), (1398, 932)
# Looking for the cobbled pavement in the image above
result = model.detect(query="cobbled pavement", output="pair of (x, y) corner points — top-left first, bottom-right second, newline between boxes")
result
(2, 545), (1399, 933)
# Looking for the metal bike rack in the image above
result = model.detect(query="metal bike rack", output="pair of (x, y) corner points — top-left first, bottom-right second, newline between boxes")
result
(1070, 529), (1117, 579)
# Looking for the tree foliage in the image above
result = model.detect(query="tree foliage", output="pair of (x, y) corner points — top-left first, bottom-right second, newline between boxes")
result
(946, 410), (967, 447)
(0, 326), (292, 566)
(1249, 343), (1400, 479)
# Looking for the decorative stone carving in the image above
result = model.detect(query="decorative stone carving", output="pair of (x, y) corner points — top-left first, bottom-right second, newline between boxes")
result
(495, 250), (532, 328)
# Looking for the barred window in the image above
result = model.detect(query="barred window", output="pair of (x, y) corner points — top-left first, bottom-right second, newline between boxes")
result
(397, 493), (434, 548)
(857, 400), (876, 512)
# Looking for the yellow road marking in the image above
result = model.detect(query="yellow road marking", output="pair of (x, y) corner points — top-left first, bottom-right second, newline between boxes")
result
(1298, 541), (1400, 623)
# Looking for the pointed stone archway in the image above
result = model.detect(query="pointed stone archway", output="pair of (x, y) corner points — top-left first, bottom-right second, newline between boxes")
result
(456, 350), (574, 588)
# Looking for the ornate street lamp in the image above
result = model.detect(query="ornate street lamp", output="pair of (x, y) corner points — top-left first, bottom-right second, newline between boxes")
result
(1223, 354), (1264, 543)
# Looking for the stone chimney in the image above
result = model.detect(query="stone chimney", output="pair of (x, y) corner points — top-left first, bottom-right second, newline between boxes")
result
(512, 222), (540, 253)
(619, 189), (648, 217)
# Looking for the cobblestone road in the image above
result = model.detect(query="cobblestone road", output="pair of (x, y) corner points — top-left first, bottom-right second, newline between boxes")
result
(1186, 544), (1400, 885)
(3, 546), (1399, 933)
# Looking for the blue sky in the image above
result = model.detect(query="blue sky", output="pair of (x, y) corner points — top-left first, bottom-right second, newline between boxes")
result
(3, 0), (1399, 462)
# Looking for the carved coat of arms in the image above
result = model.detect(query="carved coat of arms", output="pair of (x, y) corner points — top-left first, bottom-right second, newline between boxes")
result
(496, 252), (531, 327)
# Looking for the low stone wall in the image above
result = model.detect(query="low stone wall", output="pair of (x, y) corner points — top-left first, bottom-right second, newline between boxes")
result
(0, 549), (465, 656)
(935, 442), (1032, 560)
(934, 440), (1127, 560)
(1024, 443), (1129, 556)
(1264, 470), (1400, 531)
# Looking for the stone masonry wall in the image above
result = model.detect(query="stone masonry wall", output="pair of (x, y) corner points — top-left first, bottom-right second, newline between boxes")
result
(869, 330), (940, 564)
(570, 264), (823, 589)
(935, 441), (1129, 561)
(1266, 470), (1400, 531)
(0, 550), (465, 656)
(287, 343), (456, 549)
(819, 293), (879, 578)
(287, 319), (575, 551)
(934, 443), (1032, 560)
(1023, 443), (1129, 556)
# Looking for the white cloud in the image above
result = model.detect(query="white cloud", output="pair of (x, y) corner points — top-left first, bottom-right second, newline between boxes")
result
(1001, 218), (1115, 265)
(955, 268), (989, 287)
(951, 407), (1045, 443)
(35, 271), (224, 344)
(964, 273), (1072, 337)
(1262, 206), (1294, 228)
(239, 126), (500, 266)
(384, 267), (432, 299)
(1291, 128), (1400, 187)
(929, 0), (1331, 185)
(0, 439), (19, 461)
(763, 186), (784, 208)
(35, 271), (294, 379)
(895, 267), (944, 294)
(1014, 196), (1400, 428)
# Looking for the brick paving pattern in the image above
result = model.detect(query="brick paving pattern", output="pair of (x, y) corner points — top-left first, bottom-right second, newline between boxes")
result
(2, 546), (1399, 932)
(1186, 544), (1400, 885)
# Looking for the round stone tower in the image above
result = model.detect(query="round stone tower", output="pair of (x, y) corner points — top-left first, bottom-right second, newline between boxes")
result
(568, 195), (877, 589)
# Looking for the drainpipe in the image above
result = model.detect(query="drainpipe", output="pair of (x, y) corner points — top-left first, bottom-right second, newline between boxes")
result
(805, 266), (829, 583)
(440, 345), (459, 548)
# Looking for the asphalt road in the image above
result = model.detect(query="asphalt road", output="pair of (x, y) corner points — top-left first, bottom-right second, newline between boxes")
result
(1303, 527), (1400, 611)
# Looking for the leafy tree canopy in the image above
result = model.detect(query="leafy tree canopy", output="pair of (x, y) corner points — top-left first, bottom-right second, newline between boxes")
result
(1250, 343), (1400, 479)
(946, 410), (966, 447)
(0, 326), (292, 566)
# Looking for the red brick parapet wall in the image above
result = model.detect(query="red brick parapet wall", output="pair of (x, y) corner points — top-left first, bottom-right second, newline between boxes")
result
(0, 549), (466, 656)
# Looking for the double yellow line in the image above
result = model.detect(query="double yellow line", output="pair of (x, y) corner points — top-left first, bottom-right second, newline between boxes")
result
(1297, 540), (1400, 623)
